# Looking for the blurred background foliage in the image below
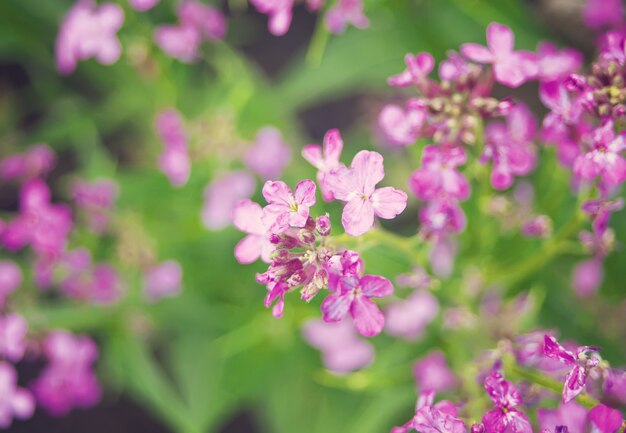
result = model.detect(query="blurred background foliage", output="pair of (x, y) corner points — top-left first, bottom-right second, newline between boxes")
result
(1, 0), (624, 432)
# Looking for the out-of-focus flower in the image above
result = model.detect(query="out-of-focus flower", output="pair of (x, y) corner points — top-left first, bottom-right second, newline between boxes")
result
(461, 22), (537, 88)
(261, 180), (316, 234)
(412, 351), (457, 392)
(582, 0), (624, 30)
(0, 261), (22, 307)
(588, 405), (623, 433)
(0, 144), (56, 181)
(232, 199), (274, 264)
(249, 0), (294, 36)
(378, 103), (425, 147)
(572, 258), (604, 297)
(244, 127), (291, 180)
(325, 0), (369, 34)
(155, 109), (191, 187)
(33, 331), (101, 416)
(536, 42), (583, 83)
(154, 25), (201, 62)
(0, 362), (35, 428)
(129, 0), (159, 11)
(326, 150), (407, 236)
(482, 371), (532, 433)
(202, 171), (256, 230)
(388, 53), (435, 88)
(302, 318), (374, 373)
(573, 121), (626, 187)
(178, 1), (227, 41)
(71, 178), (118, 233)
(385, 290), (439, 339)
(302, 128), (345, 201)
(143, 260), (183, 302)
(55, 0), (124, 75)
(537, 401), (587, 433)
(0, 314), (28, 362)
(410, 146), (470, 200)
(392, 390), (465, 433)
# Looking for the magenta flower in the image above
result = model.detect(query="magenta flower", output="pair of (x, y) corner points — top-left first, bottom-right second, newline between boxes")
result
(0, 260), (22, 307)
(61, 261), (124, 304)
(572, 258), (604, 298)
(378, 103), (425, 147)
(482, 371), (532, 433)
(261, 179), (316, 234)
(55, 1), (124, 75)
(582, 0), (624, 30)
(202, 171), (256, 230)
(129, 0), (159, 11)
(324, 0), (369, 34)
(410, 145), (470, 200)
(543, 335), (601, 403)
(0, 362), (35, 428)
(143, 260), (183, 302)
(302, 128), (345, 201)
(326, 150), (407, 236)
(582, 198), (624, 237)
(0, 144), (56, 181)
(384, 290), (439, 340)
(250, 0), (294, 36)
(321, 269), (393, 337)
(537, 402), (588, 433)
(388, 52), (435, 88)
(0, 313), (27, 363)
(392, 390), (465, 433)
(244, 127), (292, 180)
(536, 42), (583, 83)
(71, 178), (118, 233)
(419, 199), (467, 236)
(155, 109), (191, 187)
(412, 351), (457, 392)
(461, 22), (537, 88)
(232, 199), (274, 264)
(302, 318), (374, 374)
(573, 122), (626, 187)
(154, 25), (202, 62)
(588, 405), (624, 433)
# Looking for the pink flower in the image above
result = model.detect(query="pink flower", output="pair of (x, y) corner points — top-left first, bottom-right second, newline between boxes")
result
(324, 0), (369, 34)
(143, 260), (182, 302)
(321, 268), (393, 337)
(202, 171), (256, 230)
(0, 261), (22, 307)
(582, 0), (624, 30)
(302, 129), (345, 201)
(250, 0), (294, 36)
(572, 258), (604, 298)
(71, 178), (118, 233)
(244, 127), (292, 180)
(410, 145), (470, 200)
(0, 144), (56, 181)
(588, 405), (624, 433)
(302, 318), (374, 373)
(55, 1), (124, 75)
(412, 351), (457, 392)
(33, 331), (101, 416)
(0, 314), (27, 362)
(378, 103), (425, 147)
(543, 335), (601, 403)
(0, 362), (35, 428)
(582, 198), (624, 237)
(261, 179), (317, 234)
(385, 290), (439, 339)
(178, 1), (227, 41)
(482, 371), (532, 433)
(536, 42), (583, 83)
(388, 53), (435, 88)
(155, 109), (191, 187)
(61, 261), (124, 304)
(573, 122), (626, 187)
(392, 390), (465, 433)
(419, 199), (467, 236)
(537, 402), (588, 433)
(461, 22), (537, 88)
(129, 0), (159, 11)
(154, 25), (202, 62)
(326, 150), (407, 236)
(232, 199), (274, 264)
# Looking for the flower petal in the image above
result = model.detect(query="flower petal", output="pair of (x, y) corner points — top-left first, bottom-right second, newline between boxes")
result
(234, 235), (263, 264)
(351, 150), (385, 195)
(359, 275), (393, 298)
(262, 180), (292, 206)
(487, 22), (514, 55)
(350, 295), (385, 336)
(294, 179), (317, 207)
(321, 293), (351, 322)
(371, 187), (408, 219)
(460, 43), (493, 63)
(342, 197), (374, 237)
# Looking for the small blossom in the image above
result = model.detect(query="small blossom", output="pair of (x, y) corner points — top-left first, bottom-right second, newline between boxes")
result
(388, 53), (435, 88)
(410, 145), (470, 200)
(537, 401), (588, 433)
(250, 0), (294, 36)
(178, 1), (227, 41)
(588, 405), (623, 433)
(0, 261), (22, 307)
(536, 42), (583, 83)
(154, 25), (202, 62)
(0, 362), (35, 428)
(0, 313), (28, 362)
(573, 121), (626, 187)
(325, 0), (369, 34)
(461, 22), (537, 88)
(326, 150), (408, 236)
(572, 258), (604, 298)
(482, 371), (532, 433)
(385, 290), (439, 340)
(143, 260), (183, 302)
(581, 198), (624, 237)
(155, 109), (191, 187)
(261, 180), (317, 234)
(419, 199), (467, 236)
(201, 171), (256, 230)
(0, 144), (56, 181)
(392, 390), (465, 433)
(55, 1), (124, 75)
(232, 199), (274, 264)
(582, 0), (624, 30)
(412, 351), (457, 392)
(129, 0), (159, 11)
(244, 127), (292, 180)
(378, 103), (425, 147)
(302, 128), (344, 201)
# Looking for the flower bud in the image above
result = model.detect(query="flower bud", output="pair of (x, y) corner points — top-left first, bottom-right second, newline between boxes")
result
(316, 214), (331, 236)
(297, 229), (316, 244)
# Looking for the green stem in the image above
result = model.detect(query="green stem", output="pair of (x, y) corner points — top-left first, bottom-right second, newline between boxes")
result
(306, 17), (330, 66)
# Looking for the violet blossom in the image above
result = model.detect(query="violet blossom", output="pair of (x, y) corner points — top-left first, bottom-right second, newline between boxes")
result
(202, 171), (256, 230)
(325, 0), (369, 34)
(302, 128), (345, 201)
(143, 260), (183, 302)
(155, 109), (191, 187)
(482, 371), (532, 433)
(0, 362), (35, 428)
(261, 179), (317, 234)
(384, 289), (439, 340)
(244, 127), (292, 180)
(0, 144), (56, 181)
(71, 178), (119, 233)
(412, 351), (457, 392)
(392, 390), (465, 433)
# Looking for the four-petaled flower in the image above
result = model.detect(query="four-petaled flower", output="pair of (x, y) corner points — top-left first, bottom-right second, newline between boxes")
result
(261, 180), (317, 234)
(232, 199), (275, 264)
(302, 129), (345, 201)
(392, 390), (466, 433)
(482, 371), (532, 433)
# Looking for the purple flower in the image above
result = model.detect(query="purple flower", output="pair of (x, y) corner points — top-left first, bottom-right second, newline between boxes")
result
(538, 402), (588, 433)
(412, 351), (457, 392)
(71, 178), (118, 233)
(129, 0), (159, 11)
(232, 199), (274, 264)
(202, 171), (256, 230)
(261, 179), (317, 234)
(482, 371), (532, 433)
(0, 313), (28, 362)
(33, 331), (101, 416)
(55, 1), (124, 75)
(143, 260), (182, 302)
(419, 199), (467, 236)
(155, 109), (191, 187)
(543, 335), (601, 403)
(321, 265), (393, 337)
(572, 258), (604, 298)
(302, 128), (345, 201)
(302, 318), (374, 373)
(588, 405), (623, 433)
(582, 0), (624, 30)
(0, 260), (22, 307)
(536, 42), (583, 83)
(378, 103), (425, 147)
(0, 144), (56, 181)
(326, 150), (408, 236)
(0, 362), (35, 428)
(388, 52), (435, 88)
(461, 22), (537, 88)
(324, 0), (369, 34)
(385, 290), (439, 340)
(154, 25), (202, 62)
(392, 390), (465, 433)
(573, 121), (626, 187)
(582, 198), (624, 237)
(244, 127), (292, 180)
(250, 0), (294, 36)
(410, 145), (470, 200)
